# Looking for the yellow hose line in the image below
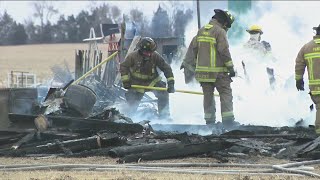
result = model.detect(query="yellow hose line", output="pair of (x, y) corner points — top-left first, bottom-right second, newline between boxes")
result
(131, 85), (219, 96)
(73, 51), (119, 85)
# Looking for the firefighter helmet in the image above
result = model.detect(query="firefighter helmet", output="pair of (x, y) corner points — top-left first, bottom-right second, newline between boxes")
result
(138, 37), (157, 52)
(214, 9), (235, 28)
(246, 25), (263, 34)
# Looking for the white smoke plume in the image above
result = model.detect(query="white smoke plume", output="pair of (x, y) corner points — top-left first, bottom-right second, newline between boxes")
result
(167, 1), (320, 127)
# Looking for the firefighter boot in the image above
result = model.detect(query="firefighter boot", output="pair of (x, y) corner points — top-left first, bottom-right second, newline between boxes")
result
(222, 118), (240, 130)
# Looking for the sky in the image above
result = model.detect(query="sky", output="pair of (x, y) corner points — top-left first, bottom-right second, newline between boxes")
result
(0, 1), (228, 25)
(0, 1), (194, 23)
(2, 1), (320, 132)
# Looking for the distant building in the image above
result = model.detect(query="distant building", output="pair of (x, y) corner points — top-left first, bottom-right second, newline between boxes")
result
(124, 36), (185, 64)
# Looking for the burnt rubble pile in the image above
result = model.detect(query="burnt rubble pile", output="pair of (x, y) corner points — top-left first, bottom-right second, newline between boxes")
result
(3, 71), (320, 165)
(1, 120), (320, 164)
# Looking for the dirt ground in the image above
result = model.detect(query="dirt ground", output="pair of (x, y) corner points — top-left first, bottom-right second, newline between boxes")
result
(0, 156), (319, 180)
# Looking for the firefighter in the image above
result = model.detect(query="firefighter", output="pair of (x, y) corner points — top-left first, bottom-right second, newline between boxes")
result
(295, 24), (320, 135)
(244, 25), (272, 55)
(120, 37), (175, 120)
(244, 24), (276, 89)
(181, 9), (239, 129)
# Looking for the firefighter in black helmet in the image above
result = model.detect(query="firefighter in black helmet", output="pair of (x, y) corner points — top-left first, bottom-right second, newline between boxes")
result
(120, 37), (175, 120)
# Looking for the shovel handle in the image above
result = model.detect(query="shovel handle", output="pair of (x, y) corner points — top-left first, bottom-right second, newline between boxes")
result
(131, 85), (219, 96)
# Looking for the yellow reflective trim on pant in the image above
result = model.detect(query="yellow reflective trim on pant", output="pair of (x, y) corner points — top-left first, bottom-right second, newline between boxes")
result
(295, 74), (303, 80)
(167, 77), (174, 82)
(195, 67), (228, 72)
(121, 75), (130, 82)
(225, 60), (233, 67)
(222, 111), (234, 118)
(204, 24), (213, 29)
(314, 39), (320, 44)
(316, 128), (320, 135)
(131, 72), (155, 80)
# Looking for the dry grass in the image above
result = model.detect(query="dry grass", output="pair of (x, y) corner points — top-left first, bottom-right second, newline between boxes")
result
(0, 157), (319, 179)
(0, 43), (109, 86)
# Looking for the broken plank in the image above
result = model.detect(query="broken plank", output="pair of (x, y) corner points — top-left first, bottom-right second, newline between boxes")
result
(119, 140), (232, 163)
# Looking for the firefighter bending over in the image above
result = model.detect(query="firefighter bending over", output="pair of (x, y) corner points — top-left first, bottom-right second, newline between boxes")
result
(120, 37), (175, 120)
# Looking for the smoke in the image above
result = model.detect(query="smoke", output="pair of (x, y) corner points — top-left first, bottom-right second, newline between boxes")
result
(167, 1), (320, 127)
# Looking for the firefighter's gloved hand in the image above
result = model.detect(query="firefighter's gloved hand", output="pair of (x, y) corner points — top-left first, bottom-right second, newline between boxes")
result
(167, 81), (175, 93)
(228, 67), (236, 78)
(296, 79), (304, 91)
(123, 82), (131, 89)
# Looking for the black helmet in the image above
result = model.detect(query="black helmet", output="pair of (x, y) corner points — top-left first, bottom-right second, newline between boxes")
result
(138, 37), (157, 52)
(214, 9), (235, 28)
(313, 24), (320, 31)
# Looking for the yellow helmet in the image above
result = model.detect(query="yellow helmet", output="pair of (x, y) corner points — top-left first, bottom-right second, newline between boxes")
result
(246, 25), (263, 34)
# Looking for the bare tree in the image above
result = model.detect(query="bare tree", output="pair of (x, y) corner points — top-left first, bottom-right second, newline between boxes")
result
(31, 1), (58, 33)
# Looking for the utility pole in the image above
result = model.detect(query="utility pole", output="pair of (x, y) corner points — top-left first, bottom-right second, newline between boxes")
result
(196, 0), (201, 29)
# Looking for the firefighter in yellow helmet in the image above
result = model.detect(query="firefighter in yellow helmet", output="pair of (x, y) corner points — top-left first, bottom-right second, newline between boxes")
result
(244, 25), (272, 54)
(244, 24), (276, 89)
(295, 24), (320, 135)
(181, 9), (240, 129)
(120, 37), (175, 120)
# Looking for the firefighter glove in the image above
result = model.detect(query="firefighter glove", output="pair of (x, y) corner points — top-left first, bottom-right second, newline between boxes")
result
(167, 81), (175, 93)
(123, 82), (131, 89)
(296, 79), (304, 91)
(228, 67), (236, 78)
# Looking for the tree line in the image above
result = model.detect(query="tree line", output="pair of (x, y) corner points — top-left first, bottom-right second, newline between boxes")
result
(0, 2), (193, 45)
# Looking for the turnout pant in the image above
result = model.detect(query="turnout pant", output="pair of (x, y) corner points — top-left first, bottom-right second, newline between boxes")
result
(125, 81), (170, 118)
(201, 73), (234, 124)
(310, 94), (320, 129)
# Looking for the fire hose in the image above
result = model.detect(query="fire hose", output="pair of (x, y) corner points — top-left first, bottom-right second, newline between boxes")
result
(1, 161), (320, 177)
(131, 85), (219, 96)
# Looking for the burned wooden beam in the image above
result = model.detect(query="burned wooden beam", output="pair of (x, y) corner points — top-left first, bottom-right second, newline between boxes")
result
(0, 134), (26, 146)
(8, 113), (143, 134)
(11, 131), (36, 150)
(108, 142), (179, 158)
(119, 140), (232, 163)
(1, 135), (102, 157)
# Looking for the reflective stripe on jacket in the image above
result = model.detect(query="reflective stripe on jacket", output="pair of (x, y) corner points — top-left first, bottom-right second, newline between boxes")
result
(120, 50), (174, 91)
(194, 19), (234, 82)
(295, 35), (320, 95)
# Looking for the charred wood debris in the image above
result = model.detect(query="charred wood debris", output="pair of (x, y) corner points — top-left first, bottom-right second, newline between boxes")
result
(1, 75), (320, 169)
